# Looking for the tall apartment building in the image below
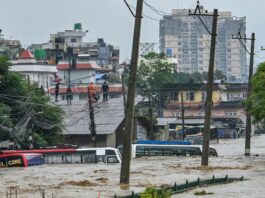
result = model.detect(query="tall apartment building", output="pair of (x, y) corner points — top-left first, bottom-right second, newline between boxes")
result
(159, 8), (247, 83)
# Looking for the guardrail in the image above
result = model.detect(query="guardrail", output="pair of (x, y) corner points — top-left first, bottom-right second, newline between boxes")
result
(114, 175), (244, 198)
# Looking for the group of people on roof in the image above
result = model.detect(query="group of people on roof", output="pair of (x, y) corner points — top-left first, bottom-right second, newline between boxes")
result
(55, 81), (109, 104)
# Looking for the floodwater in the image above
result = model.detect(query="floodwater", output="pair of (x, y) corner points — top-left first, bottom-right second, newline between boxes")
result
(1, 135), (265, 198)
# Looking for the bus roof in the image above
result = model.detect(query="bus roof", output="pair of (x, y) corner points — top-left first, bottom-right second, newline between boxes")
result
(135, 140), (191, 145)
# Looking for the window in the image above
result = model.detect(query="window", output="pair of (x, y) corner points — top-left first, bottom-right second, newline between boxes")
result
(225, 112), (237, 117)
(172, 112), (181, 117)
(71, 38), (77, 43)
(186, 91), (195, 101)
(168, 92), (178, 101)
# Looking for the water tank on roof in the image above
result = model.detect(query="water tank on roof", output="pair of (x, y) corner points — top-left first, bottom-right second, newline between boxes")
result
(74, 23), (82, 30)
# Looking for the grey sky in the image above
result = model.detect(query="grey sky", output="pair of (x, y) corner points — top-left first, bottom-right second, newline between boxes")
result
(1, 0), (264, 65)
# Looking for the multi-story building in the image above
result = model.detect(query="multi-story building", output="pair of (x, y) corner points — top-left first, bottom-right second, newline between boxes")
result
(0, 38), (21, 59)
(28, 23), (120, 69)
(160, 83), (247, 127)
(10, 50), (57, 90)
(159, 7), (247, 82)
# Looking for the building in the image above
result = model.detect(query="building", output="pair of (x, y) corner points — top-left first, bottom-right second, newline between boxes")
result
(157, 83), (248, 138)
(55, 97), (149, 147)
(159, 7), (247, 82)
(28, 23), (120, 69)
(0, 38), (21, 59)
(10, 50), (57, 90)
(139, 42), (157, 57)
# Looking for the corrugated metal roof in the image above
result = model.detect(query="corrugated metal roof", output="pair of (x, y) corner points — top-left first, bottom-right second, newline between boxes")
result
(56, 98), (126, 135)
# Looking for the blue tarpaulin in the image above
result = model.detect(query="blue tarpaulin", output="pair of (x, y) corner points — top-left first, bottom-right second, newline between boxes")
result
(96, 73), (108, 81)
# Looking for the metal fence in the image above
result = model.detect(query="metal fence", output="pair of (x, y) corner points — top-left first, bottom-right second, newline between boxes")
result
(114, 175), (244, 198)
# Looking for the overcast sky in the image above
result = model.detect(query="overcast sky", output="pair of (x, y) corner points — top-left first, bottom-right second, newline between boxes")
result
(1, 0), (265, 65)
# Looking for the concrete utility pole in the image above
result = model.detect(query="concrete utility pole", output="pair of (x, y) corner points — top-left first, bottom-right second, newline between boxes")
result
(120, 0), (143, 184)
(122, 73), (127, 115)
(149, 93), (154, 139)
(232, 32), (255, 156)
(189, 2), (218, 166)
(181, 92), (185, 140)
(88, 90), (97, 147)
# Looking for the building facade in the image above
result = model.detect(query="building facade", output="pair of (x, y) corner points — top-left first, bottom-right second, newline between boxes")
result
(28, 23), (120, 69)
(161, 83), (247, 128)
(159, 8), (247, 82)
(10, 50), (57, 90)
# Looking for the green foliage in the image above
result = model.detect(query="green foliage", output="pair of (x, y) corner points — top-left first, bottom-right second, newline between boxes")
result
(194, 189), (214, 196)
(0, 56), (64, 147)
(136, 52), (226, 96)
(246, 62), (265, 125)
(140, 187), (171, 198)
(137, 52), (177, 96)
(0, 102), (13, 140)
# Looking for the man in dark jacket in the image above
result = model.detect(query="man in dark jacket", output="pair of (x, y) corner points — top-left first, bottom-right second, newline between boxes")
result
(55, 83), (59, 102)
(101, 81), (109, 101)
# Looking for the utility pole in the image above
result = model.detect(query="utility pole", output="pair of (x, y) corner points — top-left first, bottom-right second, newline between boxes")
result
(232, 32), (255, 156)
(120, 0), (143, 184)
(181, 92), (185, 140)
(88, 89), (97, 147)
(149, 93), (154, 139)
(189, 2), (218, 166)
(121, 73), (127, 115)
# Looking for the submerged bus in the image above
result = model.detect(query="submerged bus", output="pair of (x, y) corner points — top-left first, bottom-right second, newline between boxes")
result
(1, 147), (121, 164)
(0, 153), (45, 168)
(118, 144), (218, 158)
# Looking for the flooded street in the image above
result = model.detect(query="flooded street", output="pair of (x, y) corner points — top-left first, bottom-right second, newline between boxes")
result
(1, 135), (265, 198)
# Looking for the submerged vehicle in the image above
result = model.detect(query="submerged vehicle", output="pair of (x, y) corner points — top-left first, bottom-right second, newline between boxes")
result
(1, 147), (121, 164)
(118, 144), (218, 158)
(0, 153), (45, 168)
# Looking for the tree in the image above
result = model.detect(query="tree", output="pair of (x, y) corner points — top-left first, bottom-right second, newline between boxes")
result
(137, 52), (177, 96)
(246, 62), (265, 126)
(0, 56), (64, 147)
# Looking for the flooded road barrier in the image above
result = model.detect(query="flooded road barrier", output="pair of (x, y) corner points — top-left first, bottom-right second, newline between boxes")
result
(114, 175), (244, 198)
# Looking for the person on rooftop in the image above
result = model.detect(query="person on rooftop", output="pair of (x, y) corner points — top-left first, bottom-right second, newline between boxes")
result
(88, 82), (98, 102)
(101, 81), (109, 101)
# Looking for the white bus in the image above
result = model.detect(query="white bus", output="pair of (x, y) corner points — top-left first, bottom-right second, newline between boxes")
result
(2, 147), (122, 164)
(118, 144), (218, 158)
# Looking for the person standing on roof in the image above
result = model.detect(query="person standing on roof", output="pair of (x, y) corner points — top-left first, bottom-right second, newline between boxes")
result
(66, 86), (73, 105)
(55, 83), (59, 102)
(88, 82), (98, 102)
(101, 81), (109, 101)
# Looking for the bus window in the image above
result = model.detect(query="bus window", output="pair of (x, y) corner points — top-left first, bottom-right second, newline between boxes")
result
(163, 147), (174, 156)
(46, 155), (53, 164)
(136, 146), (145, 157)
(72, 154), (81, 163)
(97, 156), (106, 163)
(63, 154), (72, 163)
(184, 147), (201, 156)
(82, 153), (96, 163)
(106, 149), (116, 155)
(54, 155), (63, 163)
(106, 156), (119, 163)
(149, 146), (163, 156)
(25, 155), (45, 166)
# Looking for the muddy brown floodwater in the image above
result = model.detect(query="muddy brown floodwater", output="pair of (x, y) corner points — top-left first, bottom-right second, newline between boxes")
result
(1, 135), (265, 198)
